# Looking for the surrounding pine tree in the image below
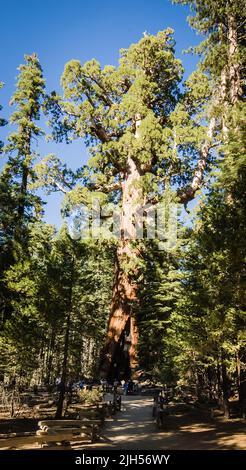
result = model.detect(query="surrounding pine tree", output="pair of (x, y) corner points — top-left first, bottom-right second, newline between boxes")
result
(0, 55), (46, 340)
(169, 0), (246, 412)
(4, 54), (45, 226)
(0, 222), (114, 397)
(137, 240), (183, 383)
(0, 82), (7, 153)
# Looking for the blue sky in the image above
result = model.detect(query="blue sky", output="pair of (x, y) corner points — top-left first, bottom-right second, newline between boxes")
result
(0, 0), (201, 227)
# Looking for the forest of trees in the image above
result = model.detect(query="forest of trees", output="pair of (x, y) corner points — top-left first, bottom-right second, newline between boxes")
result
(0, 0), (245, 417)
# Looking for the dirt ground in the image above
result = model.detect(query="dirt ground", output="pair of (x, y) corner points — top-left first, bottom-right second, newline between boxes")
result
(80, 396), (246, 450)
(0, 395), (245, 450)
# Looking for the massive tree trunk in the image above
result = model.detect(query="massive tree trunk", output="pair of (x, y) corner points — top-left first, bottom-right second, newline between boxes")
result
(99, 240), (139, 380)
(100, 185), (141, 379)
(100, 117), (142, 380)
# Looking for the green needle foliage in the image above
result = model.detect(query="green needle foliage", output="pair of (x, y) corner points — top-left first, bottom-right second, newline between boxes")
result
(0, 82), (7, 153)
(4, 54), (45, 227)
(0, 2), (244, 417)
(39, 28), (214, 212)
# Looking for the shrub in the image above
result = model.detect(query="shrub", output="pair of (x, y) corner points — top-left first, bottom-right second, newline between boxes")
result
(77, 388), (103, 405)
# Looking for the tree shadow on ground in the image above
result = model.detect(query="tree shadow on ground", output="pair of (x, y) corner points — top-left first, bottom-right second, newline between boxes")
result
(91, 397), (246, 450)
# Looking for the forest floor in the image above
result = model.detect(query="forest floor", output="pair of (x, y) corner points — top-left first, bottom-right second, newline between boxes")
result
(0, 395), (245, 450)
(79, 396), (246, 450)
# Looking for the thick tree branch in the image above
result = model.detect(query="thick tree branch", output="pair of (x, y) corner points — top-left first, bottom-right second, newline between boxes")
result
(177, 116), (216, 205)
(90, 123), (111, 143)
(51, 179), (70, 193)
(88, 181), (121, 193)
(82, 73), (114, 107)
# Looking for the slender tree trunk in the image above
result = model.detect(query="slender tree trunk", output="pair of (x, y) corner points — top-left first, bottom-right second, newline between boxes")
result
(196, 369), (203, 403)
(129, 315), (138, 372)
(18, 164), (28, 219)
(237, 347), (246, 417)
(17, 125), (31, 220)
(39, 344), (45, 385)
(46, 326), (56, 385)
(207, 366), (214, 402)
(220, 15), (241, 143)
(220, 67), (229, 137)
(55, 309), (71, 418)
(55, 273), (74, 419)
(216, 358), (222, 405)
(228, 15), (241, 105)
(221, 354), (230, 418)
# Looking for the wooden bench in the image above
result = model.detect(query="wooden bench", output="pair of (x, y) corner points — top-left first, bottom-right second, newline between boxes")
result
(0, 419), (101, 449)
(36, 419), (101, 447)
(0, 432), (36, 449)
(69, 403), (106, 424)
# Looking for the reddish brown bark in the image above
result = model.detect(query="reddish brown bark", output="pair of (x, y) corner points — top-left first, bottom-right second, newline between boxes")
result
(129, 315), (139, 373)
(100, 237), (140, 380)
(100, 117), (143, 379)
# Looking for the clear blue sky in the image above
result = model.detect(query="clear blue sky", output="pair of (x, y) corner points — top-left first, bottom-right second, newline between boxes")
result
(0, 0), (201, 227)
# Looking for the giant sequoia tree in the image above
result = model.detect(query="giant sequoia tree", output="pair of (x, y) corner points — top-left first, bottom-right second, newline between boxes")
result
(42, 29), (219, 379)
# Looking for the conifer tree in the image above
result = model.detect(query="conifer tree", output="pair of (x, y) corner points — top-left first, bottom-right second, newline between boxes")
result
(0, 55), (46, 336)
(4, 54), (45, 226)
(172, 0), (246, 411)
(0, 82), (7, 153)
(0, 222), (114, 392)
(42, 30), (216, 378)
(137, 240), (183, 382)
(0, 81), (8, 244)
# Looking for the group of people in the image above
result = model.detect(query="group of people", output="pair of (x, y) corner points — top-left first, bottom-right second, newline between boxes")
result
(53, 376), (139, 395)
(100, 378), (138, 395)
(54, 377), (93, 393)
(122, 379), (136, 395)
